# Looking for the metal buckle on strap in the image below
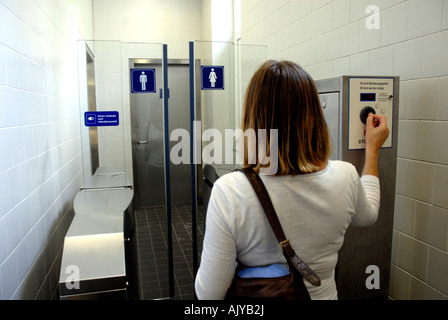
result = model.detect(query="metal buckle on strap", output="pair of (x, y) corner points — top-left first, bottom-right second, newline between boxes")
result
(280, 239), (290, 253)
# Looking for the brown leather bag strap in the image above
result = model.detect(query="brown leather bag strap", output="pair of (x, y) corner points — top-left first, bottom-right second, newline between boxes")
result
(236, 167), (321, 287)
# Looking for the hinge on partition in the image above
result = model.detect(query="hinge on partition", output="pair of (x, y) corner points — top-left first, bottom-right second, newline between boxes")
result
(159, 88), (170, 99)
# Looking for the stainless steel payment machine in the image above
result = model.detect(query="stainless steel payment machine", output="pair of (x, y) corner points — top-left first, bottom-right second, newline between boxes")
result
(315, 76), (399, 300)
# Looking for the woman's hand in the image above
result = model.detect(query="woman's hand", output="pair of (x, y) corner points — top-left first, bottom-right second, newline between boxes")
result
(362, 113), (390, 177)
(365, 113), (390, 154)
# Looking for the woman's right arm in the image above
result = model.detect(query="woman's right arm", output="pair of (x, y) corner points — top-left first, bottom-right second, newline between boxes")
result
(352, 113), (390, 227)
(362, 113), (390, 177)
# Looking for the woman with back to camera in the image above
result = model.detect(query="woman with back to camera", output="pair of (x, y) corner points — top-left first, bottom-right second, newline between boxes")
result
(194, 60), (390, 300)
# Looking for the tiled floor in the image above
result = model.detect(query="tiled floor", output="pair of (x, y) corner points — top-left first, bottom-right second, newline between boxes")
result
(135, 205), (205, 300)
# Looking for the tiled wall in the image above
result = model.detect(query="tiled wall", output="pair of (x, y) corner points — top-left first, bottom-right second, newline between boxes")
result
(0, 0), (92, 299)
(240, 0), (448, 299)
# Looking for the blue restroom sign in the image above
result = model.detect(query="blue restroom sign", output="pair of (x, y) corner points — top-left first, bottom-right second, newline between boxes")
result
(85, 111), (119, 127)
(131, 68), (156, 93)
(201, 66), (224, 90)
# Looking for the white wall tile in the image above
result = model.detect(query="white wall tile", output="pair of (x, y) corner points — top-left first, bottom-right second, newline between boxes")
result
(393, 38), (423, 80)
(312, 0), (333, 12)
(391, 230), (400, 264)
(306, 61), (334, 80)
(0, 128), (14, 173)
(414, 202), (448, 250)
(438, 76), (448, 120)
(397, 232), (429, 280)
(427, 247), (448, 295)
(389, 264), (411, 299)
(443, 0), (448, 30)
(333, 56), (350, 75)
(393, 194), (416, 235)
(0, 246), (19, 299)
(288, 18), (308, 48)
(408, 0), (443, 39)
(381, 2), (408, 46)
(349, 51), (370, 74)
(401, 159), (434, 202)
(433, 165), (448, 209)
(0, 45), (7, 86)
(397, 120), (419, 159)
(370, 45), (394, 76)
(333, 0), (350, 29)
(307, 4), (333, 40)
(310, 31), (340, 65)
(360, 19), (381, 52)
(0, 171), (11, 220)
(341, 22), (360, 56)
(418, 121), (448, 164)
(422, 30), (448, 77)
(351, 0), (371, 22)
(410, 276), (445, 299)
(406, 78), (439, 120)
(376, 0), (397, 10)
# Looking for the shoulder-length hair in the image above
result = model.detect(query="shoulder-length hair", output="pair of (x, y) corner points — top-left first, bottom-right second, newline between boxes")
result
(241, 60), (331, 176)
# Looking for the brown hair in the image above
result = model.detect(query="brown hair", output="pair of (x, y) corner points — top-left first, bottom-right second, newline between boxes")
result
(241, 60), (331, 176)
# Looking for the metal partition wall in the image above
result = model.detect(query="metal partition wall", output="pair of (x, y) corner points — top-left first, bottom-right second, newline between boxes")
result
(124, 42), (174, 299)
(189, 41), (267, 277)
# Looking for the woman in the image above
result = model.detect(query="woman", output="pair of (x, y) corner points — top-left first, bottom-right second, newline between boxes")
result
(195, 60), (390, 300)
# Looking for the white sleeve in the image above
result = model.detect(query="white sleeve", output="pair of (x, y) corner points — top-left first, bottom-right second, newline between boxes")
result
(194, 183), (237, 300)
(351, 175), (381, 227)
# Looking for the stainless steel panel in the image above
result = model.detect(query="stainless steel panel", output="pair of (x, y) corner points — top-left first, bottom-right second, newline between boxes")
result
(167, 64), (191, 206)
(319, 93), (340, 160)
(315, 76), (399, 300)
(86, 47), (99, 173)
(73, 188), (133, 214)
(59, 170), (134, 300)
(59, 206), (127, 298)
(81, 167), (132, 190)
(131, 61), (166, 208)
(130, 60), (192, 208)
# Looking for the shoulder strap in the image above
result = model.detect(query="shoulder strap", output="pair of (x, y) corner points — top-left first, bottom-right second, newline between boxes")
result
(236, 167), (321, 287)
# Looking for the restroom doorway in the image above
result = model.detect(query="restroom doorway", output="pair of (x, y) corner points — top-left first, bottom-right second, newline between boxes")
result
(130, 58), (203, 299)
(130, 59), (192, 209)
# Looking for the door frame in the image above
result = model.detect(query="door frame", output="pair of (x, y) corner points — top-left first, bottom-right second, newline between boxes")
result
(129, 58), (200, 209)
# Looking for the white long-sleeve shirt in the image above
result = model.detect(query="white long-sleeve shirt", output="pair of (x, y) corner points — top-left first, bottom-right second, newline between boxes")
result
(195, 160), (380, 300)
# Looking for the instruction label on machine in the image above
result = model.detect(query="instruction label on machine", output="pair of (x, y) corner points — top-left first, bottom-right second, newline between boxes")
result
(348, 77), (394, 150)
